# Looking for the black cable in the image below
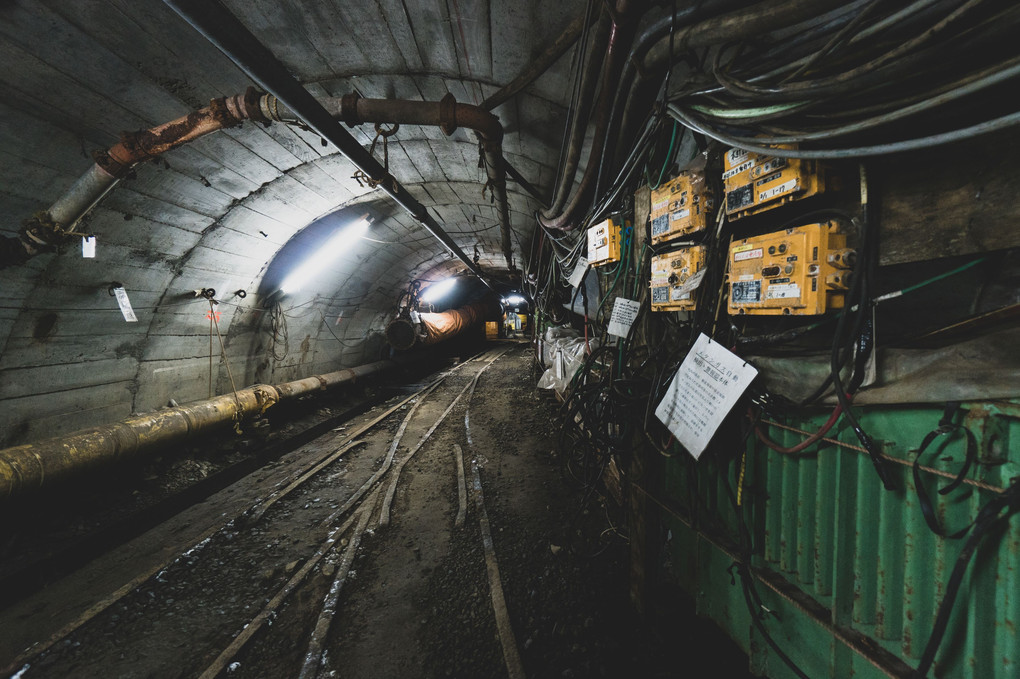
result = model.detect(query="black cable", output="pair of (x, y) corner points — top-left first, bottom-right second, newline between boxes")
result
(912, 479), (1020, 678)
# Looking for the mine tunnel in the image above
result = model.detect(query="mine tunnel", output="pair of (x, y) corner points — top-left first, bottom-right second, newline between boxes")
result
(1, 1), (1019, 678)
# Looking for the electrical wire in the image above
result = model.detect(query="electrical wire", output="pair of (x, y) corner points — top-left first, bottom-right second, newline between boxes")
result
(668, 105), (1020, 158)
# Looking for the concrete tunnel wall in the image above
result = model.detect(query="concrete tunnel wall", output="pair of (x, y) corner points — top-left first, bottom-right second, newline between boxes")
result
(0, 0), (584, 448)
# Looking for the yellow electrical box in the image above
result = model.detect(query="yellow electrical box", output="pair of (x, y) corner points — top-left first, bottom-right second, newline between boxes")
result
(650, 172), (715, 244)
(587, 217), (623, 267)
(727, 222), (853, 315)
(723, 146), (831, 221)
(650, 245), (707, 312)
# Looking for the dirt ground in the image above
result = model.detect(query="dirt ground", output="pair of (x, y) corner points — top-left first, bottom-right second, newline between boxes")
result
(1, 343), (754, 679)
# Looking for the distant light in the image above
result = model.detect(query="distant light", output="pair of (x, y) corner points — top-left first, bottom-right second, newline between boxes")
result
(421, 277), (457, 303)
(502, 294), (526, 306)
(280, 217), (370, 295)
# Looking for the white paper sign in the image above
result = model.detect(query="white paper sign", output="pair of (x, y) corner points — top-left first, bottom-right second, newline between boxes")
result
(607, 297), (641, 338)
(113, 286), (138, 323)
(654, 333), (758, 459)
(82, 236), (96, 258)
(568, 257), (589, 288)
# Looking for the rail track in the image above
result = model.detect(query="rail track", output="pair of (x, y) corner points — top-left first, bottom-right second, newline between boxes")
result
(4, 345), (524, 679)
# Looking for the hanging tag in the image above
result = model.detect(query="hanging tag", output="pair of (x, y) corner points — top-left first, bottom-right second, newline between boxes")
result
(112, 286), (138, 322)
(608, 297), (641, 338)
(674, 269), (706, 298)
(82, 236), (96, 258)
(568, 257), (589, 288)
(654, 333), (758, 459)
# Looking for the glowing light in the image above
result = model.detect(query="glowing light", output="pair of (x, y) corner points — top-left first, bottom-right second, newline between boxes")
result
(421, 277), (457, 303)
(279, 218), (370, 295)
(502, 294), (526, 306)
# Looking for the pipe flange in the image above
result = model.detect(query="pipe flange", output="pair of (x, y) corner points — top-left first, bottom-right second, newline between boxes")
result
(439, 93), (458, 136)
(208, 97), (243, 129)
(314, 375), (329, 391)
(92, 148), (131, 179)
(340, 92), (363, 128)
(242, 86), (270, 124)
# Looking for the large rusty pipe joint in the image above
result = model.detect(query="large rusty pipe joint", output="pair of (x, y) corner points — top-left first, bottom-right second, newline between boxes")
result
(96, 88), (268, 179)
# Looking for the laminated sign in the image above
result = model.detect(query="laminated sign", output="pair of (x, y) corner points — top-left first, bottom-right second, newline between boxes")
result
(654, 333), (757, 459)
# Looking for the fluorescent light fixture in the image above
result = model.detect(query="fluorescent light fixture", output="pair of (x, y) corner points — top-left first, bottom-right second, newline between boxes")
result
(279, 217), (370, 295)
(502, 294), (526, 306)
(421, 277), (457, 303)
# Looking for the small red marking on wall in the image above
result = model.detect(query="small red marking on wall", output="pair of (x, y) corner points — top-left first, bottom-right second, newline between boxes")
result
(206, 310), (222, 322)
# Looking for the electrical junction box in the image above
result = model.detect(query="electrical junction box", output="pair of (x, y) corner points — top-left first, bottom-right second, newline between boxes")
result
(723, 147), (831, 221)
(587, 217), (623, 267)
(650, 245), (707, 312)
(650, 171), (715, 244)
(727, 222), (853, 315)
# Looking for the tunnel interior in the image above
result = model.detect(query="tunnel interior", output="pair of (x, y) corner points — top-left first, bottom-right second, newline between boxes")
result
(2, 1), (1020, 678)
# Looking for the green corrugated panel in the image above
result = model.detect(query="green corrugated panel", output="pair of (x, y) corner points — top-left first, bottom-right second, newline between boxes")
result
(661, 401), (1020, 678)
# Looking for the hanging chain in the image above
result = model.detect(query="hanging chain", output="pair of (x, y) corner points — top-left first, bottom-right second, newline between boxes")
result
(351, 122), (400, 190)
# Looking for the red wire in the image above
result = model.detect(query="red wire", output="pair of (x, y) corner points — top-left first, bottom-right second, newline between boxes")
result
(754, 401), (845, 454)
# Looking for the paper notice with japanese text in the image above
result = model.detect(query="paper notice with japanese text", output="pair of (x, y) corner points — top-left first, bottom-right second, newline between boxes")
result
(112, 286), (138, 323)
(568, 257), (589, 288)
(607, 297), (641, 338)
(654, 333), (757, 459)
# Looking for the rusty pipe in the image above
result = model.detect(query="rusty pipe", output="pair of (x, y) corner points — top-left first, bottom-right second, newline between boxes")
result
(538, 0), (637, 232)
(0, 357), (406, 500)
(7, 89), (268, 266)
(328, 93), (515, 271)
(263, 92), (515, 269)
(385, 299), (496, 351)
(541, 7), (612, 219)
(95, 88), (267, 178)
(481, 8), (595, 112)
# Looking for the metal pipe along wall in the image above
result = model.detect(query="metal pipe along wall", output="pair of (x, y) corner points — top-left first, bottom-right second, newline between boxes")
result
(0, 358), (408, 501)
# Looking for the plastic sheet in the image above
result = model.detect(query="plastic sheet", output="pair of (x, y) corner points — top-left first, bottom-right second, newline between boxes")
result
(537, 327), (595, 395)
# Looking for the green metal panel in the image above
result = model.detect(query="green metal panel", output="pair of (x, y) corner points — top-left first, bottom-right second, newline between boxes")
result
(660, 401), (1020, 678)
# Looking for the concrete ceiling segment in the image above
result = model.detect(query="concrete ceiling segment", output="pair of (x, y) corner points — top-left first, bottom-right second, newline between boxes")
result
(0, 0), (584, 447)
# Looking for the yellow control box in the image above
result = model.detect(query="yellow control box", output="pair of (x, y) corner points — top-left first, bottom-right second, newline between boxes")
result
(727, 222), (853, 315)
(587, 217), (623, 267)
(723, 147), (830, 221)
(650, 172), (715, 244)
(650, 245), (707, 312)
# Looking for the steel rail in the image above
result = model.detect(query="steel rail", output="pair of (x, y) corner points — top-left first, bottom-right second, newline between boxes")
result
(1, 372), (449, 676)
(199, 347), (507, 677)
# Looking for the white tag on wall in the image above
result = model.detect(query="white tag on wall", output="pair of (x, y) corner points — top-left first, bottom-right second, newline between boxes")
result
(112, 286), (138, 322)
(654, 333), (758, 459)
(82, 236), (96, 258)
(607, 297), (641, 338)
(568, 257), (589, 289)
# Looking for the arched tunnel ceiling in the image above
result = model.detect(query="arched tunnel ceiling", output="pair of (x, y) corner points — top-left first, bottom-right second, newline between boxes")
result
(0, 0), (584, 446)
